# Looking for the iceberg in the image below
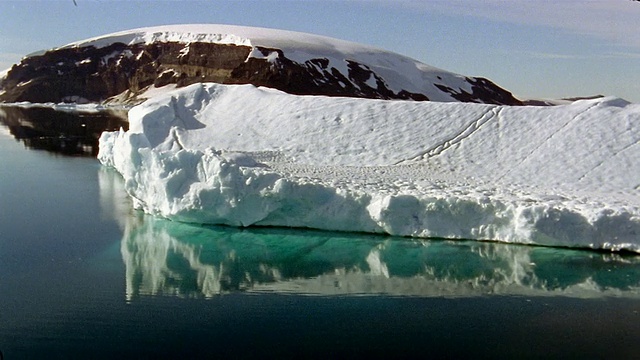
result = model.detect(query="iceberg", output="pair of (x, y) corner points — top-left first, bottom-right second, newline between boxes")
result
(99, 83), (640, 252)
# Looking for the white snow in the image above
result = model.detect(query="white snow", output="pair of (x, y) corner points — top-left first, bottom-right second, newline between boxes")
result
(364, 73), (378, 89)
(248, 47), (280, 64)
(99, 83), (640, 252)
(0, 101), (129, 113)
(178, 43), (190, 58)
(75, 58), (92, 66)
(0, 67), (6, 97)
(16, 79), (34, 87)
(56, 24), (477, 102)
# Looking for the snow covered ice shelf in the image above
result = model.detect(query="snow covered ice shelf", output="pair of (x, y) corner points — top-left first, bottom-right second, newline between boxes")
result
(99, 83), (640, 252)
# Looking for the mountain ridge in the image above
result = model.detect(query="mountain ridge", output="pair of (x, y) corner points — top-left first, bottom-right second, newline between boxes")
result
(0, 24), (522, 105)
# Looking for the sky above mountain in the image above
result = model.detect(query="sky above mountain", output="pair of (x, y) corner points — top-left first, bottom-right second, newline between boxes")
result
(0, 0), (638, 102)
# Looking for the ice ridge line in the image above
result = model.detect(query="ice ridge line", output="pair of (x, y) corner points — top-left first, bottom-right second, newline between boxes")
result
(394, 105), (499, 165)
(495, 102), (600, 182)
(577, 139), (639, 184)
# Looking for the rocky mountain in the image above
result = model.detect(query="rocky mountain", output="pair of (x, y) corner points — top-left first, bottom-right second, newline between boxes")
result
(0, 25), (522, 105)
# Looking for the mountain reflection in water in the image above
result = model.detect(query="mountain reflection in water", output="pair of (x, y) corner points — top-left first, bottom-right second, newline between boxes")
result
(0, 105), (127, 156)
(105, 166), (640, 300)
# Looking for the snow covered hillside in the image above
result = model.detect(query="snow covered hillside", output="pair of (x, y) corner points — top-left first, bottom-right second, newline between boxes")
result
(99, 83), (640, 252)
(0, 24), (520, 105)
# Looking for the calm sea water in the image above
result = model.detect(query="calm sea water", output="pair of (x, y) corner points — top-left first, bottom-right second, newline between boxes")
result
(1, 107), (640, 359)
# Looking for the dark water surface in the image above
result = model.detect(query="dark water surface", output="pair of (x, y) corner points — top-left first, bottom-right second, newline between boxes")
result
(1, 109), (640, 359)
(0, 105), (127, 156)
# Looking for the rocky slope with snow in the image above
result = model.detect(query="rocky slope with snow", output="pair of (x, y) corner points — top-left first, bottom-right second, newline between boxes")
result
(99, 83), (640, 252)
(0, 24), (521, 105)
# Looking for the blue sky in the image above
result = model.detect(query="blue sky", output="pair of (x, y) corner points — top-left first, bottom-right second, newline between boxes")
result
(1, 0), (639, 102)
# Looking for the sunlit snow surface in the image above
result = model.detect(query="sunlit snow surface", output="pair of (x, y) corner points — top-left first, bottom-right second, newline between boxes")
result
(99, 83), (640, 252)
(0, 68), (8, 97)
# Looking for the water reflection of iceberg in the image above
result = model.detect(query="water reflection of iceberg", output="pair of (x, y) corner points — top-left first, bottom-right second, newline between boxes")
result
(120, 212), (640, 300)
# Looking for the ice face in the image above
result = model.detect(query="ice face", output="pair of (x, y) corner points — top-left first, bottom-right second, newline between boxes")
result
(99, 83), (640, 252)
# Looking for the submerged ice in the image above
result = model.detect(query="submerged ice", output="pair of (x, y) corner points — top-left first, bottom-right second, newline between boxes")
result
(99, 83), (640, 252)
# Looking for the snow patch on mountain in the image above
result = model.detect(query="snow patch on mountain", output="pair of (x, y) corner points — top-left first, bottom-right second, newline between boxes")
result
(0, 68), (9, 96)
(99, 83), (640, 252)
(58, 24), (480, 102)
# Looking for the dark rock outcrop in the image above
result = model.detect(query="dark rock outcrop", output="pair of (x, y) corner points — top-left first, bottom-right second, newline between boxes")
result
(434, 77), (522, 105)
(0, 41), (522, 105)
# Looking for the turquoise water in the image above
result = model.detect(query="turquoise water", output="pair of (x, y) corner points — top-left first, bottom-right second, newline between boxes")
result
(1, 109), (640, 358)
(121, 214), (640, 299)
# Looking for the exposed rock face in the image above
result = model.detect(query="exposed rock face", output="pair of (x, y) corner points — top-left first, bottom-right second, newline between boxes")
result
(0, 41), (522, 105)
